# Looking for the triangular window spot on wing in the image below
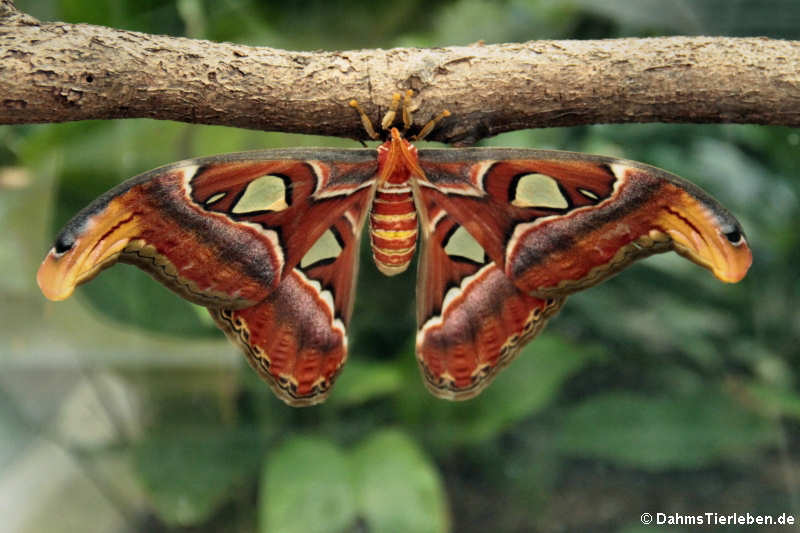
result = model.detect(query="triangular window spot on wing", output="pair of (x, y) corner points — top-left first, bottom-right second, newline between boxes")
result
(232, 174), (290, 213)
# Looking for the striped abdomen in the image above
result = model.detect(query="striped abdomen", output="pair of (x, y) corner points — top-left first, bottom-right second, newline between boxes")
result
(369, 179), (417, 276)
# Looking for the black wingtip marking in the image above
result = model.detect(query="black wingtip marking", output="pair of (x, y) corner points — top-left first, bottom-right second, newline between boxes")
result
(723, 227), (743, 244)
(54, 231), (76, 254)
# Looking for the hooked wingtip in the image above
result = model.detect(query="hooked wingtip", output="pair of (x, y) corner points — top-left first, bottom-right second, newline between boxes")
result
(660, 210), (752, 284)
(37, 203), (141, 302)
(37, 251), (77, 301)
(710, 241), (752, 283)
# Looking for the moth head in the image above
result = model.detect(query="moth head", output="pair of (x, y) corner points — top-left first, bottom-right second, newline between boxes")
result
(37, 200), (142, 301)
(376, 127), (424, 184)
(656, 192), (752, 283)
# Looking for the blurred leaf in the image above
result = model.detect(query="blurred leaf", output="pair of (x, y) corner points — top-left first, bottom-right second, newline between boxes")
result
(428, 0), (575, 45)
(260, 436), (356, 533)
(176, 0), (206, 38)
(419, 334), (606, 446)
(460, 335), (605, 440)
(491, 431), (563, 513)
(328, 360), (405, 407)
(57, 0), (112, 26)
(556, 390), (780, 470)
(351, 244), (417, 363)
(571, 0), (800, 38)
(0, 163), (52, 294)
(79, 266), (217, 337)
(572, 280), (737, 368)
(739, 381), (800, 420)
(351, 429), (449, 533)
(0, 395), (33, 471)
(54, 0), (184, 34)
(482, 127), (573, 152)
(571, 0), (704, 33)
(689, 138), (795, 236)
(134, 429), (263, 527)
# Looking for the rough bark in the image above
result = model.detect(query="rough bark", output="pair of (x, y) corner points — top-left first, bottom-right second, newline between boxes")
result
(1, 1), (799, 144)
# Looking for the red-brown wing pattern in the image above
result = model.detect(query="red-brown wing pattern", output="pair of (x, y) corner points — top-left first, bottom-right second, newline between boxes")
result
(36, 133), (753, 407)
(417, 148), (752, 299)
(209, 204), (369, 406)
(413, 184), (564, 400)
(189, 153), (377, 273)
(37, 150), (377, 308)
(37, 149), (377, 406)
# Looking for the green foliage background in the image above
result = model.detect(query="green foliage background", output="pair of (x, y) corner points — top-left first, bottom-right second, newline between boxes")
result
(1, 1), (798, 532)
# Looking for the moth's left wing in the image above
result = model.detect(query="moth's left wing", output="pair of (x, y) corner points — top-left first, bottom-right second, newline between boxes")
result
(413, 185), (564, 400)
(417, 148), (752, 298)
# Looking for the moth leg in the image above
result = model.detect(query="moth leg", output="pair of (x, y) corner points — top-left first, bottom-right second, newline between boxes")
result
(400, 89), (414, 132)
(349, 99), (381, 140)
(398, 89), (448, 137)
(352, 90), (450, 141)
(412, 108), (451, 141)
(380, 92), (403, 131)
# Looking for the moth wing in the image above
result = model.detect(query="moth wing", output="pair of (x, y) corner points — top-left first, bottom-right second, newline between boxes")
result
(413, 181), (564, 400)
(417, 149), (751, 298)
(37, 149), (378, 308)
(210, 202), (370, 406)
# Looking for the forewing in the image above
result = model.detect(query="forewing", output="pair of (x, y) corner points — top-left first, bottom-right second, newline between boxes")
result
(37, 149), (377, 308)
(417, 148), (751, 298)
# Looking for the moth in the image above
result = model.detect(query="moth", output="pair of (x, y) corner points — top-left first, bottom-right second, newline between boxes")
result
(37, 92), (752, 406)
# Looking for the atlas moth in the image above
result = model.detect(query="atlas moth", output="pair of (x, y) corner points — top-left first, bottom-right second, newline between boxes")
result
(37, 91), (752, 406)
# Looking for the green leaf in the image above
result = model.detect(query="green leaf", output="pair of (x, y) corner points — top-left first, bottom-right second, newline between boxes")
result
(556, 390), (780, 470)
(351, 429), (449, 533)
(417, 334), (605, 446)
(133, 429), (263, 527)
(741, 381), (800, 420)
(572, 0), (800, 38)
(327, 360), (404, 407)
(79, 266), (217, 337)
(462, 335), (605, 440)
(260, 436), (356, 533)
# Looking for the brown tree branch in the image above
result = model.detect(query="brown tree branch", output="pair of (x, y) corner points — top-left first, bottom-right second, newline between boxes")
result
(1, 0), (799, 144)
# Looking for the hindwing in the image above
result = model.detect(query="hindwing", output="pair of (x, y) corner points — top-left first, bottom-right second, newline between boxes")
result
(209, 203), (370, 405)
(413, 181), (565, 399)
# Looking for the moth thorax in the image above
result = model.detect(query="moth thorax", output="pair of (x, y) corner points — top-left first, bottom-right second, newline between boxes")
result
(369, 179), (417, 276)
